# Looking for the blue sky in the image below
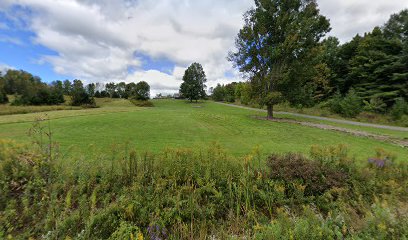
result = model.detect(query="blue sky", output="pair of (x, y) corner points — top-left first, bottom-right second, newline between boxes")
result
(0, 0), (407, 94)
(0, 11), (69, 81)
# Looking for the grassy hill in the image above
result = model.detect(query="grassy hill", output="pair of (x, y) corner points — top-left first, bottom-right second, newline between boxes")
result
(0, 99), (406, 164)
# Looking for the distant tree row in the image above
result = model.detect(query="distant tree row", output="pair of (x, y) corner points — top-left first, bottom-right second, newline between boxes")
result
(99, 81), (150, 100)
(0, 70), (65, 105)
(211, 82), (252, 105)
(0, 69), (150, 106)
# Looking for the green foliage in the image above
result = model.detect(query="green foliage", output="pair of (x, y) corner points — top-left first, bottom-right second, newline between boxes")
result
(265, 92), (284, 106)
(211, 82), (241, 103)
(2, 70), (65, 106)
(1, 136), (407, 239)
(70, 79), (95, 106)
(329, 89), (363, 118)
(109, 222), (142, 240)
(0, 91), (8, 104)
(180, 62), (207, 102)
(134, 81), (150, 101)
(363, 97), (387, 113)
(390, 98), (408, 120)
(266, 152), (349, 196)
(130, 99), (154, 107)
(0, 75), (8, 104)
(211, 84), (226, 102)
(229, 0), (330, 117)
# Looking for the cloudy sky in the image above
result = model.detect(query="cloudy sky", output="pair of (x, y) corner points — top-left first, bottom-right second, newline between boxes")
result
(0, 0), (407, 95)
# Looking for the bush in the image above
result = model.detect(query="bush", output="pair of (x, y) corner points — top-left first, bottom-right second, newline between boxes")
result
(0, 91), (8, 104)
(329, 89), (362, 118)
(86, 205), (122, 239)
(390, 98), (408, 120)
(266, 153), (349, 196)
(130, 99), (154, 107)
(363, 97), (387, 114)
(109, 221), (142, 240)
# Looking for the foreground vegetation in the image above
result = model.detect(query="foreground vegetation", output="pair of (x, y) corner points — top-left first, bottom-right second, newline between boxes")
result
(1, 134), (407, 239)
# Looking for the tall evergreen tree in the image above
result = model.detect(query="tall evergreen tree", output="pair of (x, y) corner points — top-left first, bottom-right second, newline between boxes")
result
(349, 27), (405, 105)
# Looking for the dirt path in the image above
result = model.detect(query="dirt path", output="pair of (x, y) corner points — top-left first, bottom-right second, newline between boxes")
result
(260, 117), (408, 148)
(215, 102), (408, 132)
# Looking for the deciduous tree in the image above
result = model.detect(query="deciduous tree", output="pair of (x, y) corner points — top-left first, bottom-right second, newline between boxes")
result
(180, 63), (207, 102)
(229, 0), (330, 118)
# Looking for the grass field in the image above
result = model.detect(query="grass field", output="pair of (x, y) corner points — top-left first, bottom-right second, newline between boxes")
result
(0, 98), (406, 164)
(2, 98), (408, 239)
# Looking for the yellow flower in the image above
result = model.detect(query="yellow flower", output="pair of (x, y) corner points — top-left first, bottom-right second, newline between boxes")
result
(137, 232), (144, 240)
(342, 225), (347, 235)
(275, 184), (285, 194)
(378, 223), (387, 232)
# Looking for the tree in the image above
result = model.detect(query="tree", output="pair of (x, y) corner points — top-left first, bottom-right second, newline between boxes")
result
(71, 79), (94, 106)
(212, 84), (226, 101)
(63, 80), (72, 95)
(229, 0), (330, 118)
(0, 73), (8, 104)
(134, 81), (150, 101)
(348, 27), (405, 105)
(86, 83), (96, 98)
(125, 82), (137, 99)
(116, 82), (127, 98)
(105, 82), (117, 98)
(179, 63), (207, 102)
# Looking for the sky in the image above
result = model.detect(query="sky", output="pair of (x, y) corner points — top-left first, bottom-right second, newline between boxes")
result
(0, 0), (407, 96)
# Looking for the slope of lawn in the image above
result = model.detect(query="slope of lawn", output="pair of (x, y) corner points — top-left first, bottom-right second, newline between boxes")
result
(0, 99), (406, 163)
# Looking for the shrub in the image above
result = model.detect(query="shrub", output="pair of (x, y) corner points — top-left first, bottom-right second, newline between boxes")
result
(329, 89), (363, 118)
(338, 89), (363, 117)
(0, 91), (8, 104)
(86, 205), (123, 239)
(363, 97), (387, 114)
(328, 91), (343, 114)
(130, 99), (154, 107)
(266, 153), (349, 196)
(109, 221), (142, 240)
(390, 98), (408, 120)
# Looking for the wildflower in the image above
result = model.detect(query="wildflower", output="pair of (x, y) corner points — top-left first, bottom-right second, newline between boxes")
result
(275, 184), (285, 194)
(368, 157), (390, 168)
(137, 232), (144, 240)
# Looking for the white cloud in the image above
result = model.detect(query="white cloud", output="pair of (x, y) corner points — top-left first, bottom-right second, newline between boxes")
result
(0, 0), (407, 92)
(318, 0), (408, 42)
(0, 63), (14, 73)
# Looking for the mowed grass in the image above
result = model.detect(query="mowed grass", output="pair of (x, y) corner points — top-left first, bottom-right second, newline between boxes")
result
(0, 99), (407, 163)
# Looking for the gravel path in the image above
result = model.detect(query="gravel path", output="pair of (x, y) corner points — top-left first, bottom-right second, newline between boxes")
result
(215, 102), (408, 132)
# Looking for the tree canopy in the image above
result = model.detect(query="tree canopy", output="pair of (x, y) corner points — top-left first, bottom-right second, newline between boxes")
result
(134, 81), (150, 101)
(180, 63), (207, 102)
(229, 0), (330, 118)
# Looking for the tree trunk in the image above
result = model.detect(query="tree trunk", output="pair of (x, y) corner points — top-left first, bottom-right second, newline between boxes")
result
(267, 104), (273, 119)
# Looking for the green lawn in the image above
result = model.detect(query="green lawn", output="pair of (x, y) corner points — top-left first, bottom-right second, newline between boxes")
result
(0, 99), (407, 163)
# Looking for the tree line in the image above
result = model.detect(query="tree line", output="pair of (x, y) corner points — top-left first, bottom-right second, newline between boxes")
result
(224, 2), (408, 120)
(0, 69), (150, 106)
(178, 2), (407, 121)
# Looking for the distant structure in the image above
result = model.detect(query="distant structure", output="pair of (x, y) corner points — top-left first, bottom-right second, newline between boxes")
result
(153, 93), (182, 99)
